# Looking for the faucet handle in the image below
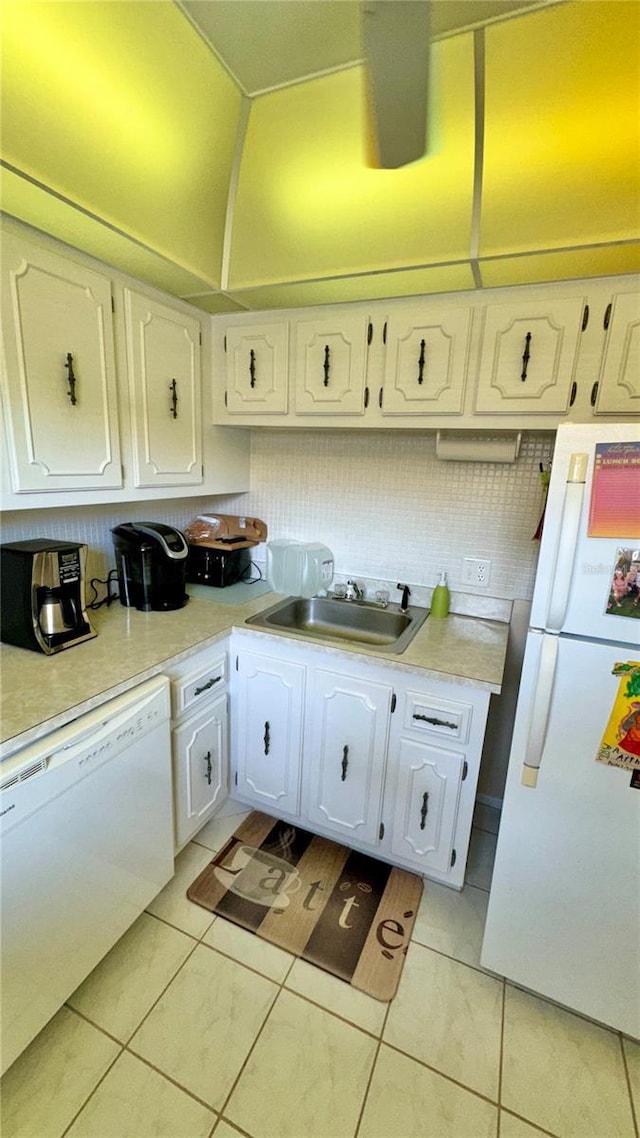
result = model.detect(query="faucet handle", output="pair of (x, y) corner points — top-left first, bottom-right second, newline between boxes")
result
(397, 582), (411, 611)
(345, 579), (363, 601)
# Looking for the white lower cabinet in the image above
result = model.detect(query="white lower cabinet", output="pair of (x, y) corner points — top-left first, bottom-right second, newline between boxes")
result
(234, 650), (305, 817)
(172, 693), (228, 849)
(231, 635), (491, 888)
(167, 647), (229, 851)
(304, 669), (392, 845)
(387, 738), (465, 876)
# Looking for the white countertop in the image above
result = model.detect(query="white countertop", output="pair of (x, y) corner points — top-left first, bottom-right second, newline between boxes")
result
(0, 589), (511, 758)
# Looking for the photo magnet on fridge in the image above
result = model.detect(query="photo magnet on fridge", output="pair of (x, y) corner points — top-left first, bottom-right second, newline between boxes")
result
(605, 548), (640, 620)
(596, 662), (640, 771)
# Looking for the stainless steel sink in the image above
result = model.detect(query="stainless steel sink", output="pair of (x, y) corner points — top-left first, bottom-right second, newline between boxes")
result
(246, 595), (428, 653)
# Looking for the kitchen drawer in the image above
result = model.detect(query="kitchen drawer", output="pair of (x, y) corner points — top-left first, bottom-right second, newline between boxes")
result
(170, 653), (227, 720)
(402, 690), (472, 746)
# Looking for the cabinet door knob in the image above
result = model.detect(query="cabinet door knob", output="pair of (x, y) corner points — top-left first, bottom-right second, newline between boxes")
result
(263, 720), (270, 755)
(419, 791), (429, 830)
(249, 349), (256, 388)
(169, 378), (178, 419)
(521, 332), (532, 381)
(323, 344), (331, 387)
(204, 751), (212, 786)
(341, 744), (349, 781)
(65, 352), (78, 406)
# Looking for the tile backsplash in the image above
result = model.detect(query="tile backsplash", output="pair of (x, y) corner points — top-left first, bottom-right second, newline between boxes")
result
(1, 429), (554, 604)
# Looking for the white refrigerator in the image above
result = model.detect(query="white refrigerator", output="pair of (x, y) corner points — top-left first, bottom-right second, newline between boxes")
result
(481, 423), (640, 1037)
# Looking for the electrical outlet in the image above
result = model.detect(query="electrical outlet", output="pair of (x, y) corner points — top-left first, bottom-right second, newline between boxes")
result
(462, 557), (491, 587)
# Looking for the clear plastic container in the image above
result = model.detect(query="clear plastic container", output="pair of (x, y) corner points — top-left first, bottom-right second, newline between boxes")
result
(298, 543), (334, 598)
(265, 540), (301, 593)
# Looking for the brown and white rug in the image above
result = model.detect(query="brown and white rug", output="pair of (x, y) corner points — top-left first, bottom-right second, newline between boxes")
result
(187, 811), (422, 1001)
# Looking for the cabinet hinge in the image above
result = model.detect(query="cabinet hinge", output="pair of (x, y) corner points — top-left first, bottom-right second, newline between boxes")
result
(569, 381), (577, 407)
(121, 464), (125, 480)
(603, 302), (612, 330)
(111, 295), (115, 314)
(450, 848), (457, 867)
(199, 331), (203, 346)
(383, 321), (387, 344)
(235, 655), (239, 671)
(364, 386), (369, 409)
(581, 304), (589, 331)
(224, 390), (228, 408)
(378, 387), (384, 408)
(390, 693), (396, 713)
(367, 322), (373, 345)
(462, 760), (468, 781)
(379, 821), (385, 840)
(224, 335), (227, 351)
(234, 771), (238, 786)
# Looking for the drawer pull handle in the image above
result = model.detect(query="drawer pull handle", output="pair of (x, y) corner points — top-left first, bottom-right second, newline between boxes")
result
(169, 378), (178, 419)
(65, 352), (78, 406)
(249, 348), (256, 388)
(521, 331), (532, 381)
(417, 338), (426, 385)
(193, 675), (222, 697)
(413, 713), (457, 730)
(323, 344), (331, 387)
(341, 744), (349, 781)
(204, 751), (212, 786)
(264, 721), (270, 755)
(420, 791), (429, 830)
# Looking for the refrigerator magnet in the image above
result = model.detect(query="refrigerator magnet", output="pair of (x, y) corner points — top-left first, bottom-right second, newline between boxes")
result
(588, 442), (640, 539)
(596, 662), (640, 770)
(605, 549), (640, 619)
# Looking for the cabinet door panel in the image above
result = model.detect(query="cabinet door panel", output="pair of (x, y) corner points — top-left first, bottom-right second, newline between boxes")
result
(1, 234), (122, 492)
(389, 738), (463, 874)
(382, 307), (471, 415)
(305, 670), (392, 845)
(294, 315), (368, 415)
(475, 296), (585, 414)
(235, 653), (305, 815)
(225, 323), (288, 414)
(594, 293), (640, 414)
(124, 290), (202, 487)
(172, 693), (228, 849)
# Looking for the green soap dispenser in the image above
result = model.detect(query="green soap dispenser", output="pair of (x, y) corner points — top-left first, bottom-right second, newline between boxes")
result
(430, 571), (450, 618)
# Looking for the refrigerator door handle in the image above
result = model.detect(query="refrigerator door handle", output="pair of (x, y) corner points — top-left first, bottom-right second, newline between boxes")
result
(546, 453), (588, 631)
(522, 633), (558, 788)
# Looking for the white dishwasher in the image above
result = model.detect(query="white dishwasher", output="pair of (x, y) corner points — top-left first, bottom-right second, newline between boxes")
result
(0, 674), (174, 1075)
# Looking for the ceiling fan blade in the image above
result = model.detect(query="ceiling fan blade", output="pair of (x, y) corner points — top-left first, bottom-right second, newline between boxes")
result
(362, 0), (431, 169)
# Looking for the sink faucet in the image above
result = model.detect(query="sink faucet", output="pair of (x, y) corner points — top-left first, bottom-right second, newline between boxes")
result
(397, 582), (411, 612)
(344, 579), (363, 601)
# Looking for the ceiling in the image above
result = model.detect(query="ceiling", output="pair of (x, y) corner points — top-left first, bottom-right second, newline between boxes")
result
(179, 0), (551, 95)
(1, 0), (638, 313)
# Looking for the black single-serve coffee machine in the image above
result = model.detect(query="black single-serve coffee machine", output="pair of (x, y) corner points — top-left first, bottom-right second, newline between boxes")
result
(111, 522), (189, 612)
(0, 539), (97, 654)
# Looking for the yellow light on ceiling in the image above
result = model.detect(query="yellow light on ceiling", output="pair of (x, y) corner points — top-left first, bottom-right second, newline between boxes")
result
(0, 0), (242, 285)
(229, 33), (476, 290)
(481, 0), (640, 258)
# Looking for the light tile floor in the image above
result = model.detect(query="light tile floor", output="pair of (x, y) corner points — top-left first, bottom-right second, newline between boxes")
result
(2, 804), (638, 1138)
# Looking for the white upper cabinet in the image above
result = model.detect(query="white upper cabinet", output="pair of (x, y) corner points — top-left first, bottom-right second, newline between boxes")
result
(123, 289), (202, 487)
(1, 231), (122, 493)
(592, 292), (640, 415)
(224, 320), (289, 415)
(293, 313), (370, 415)
(474, 295), (586, 415)
(380, 305), (472, 416)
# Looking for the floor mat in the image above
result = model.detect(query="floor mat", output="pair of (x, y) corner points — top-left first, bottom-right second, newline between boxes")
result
(187, 811), (423, 1001)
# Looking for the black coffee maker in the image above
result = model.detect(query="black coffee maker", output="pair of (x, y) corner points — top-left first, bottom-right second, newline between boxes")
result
(0, 539), (97, 654)
(111, 522), (189, 612)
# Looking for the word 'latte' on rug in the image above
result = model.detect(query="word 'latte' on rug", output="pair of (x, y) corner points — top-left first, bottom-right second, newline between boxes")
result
(187, 811), (423, 1002)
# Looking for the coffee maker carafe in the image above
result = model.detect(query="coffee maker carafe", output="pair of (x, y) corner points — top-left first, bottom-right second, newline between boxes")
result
(111, 522), (189, 612)
(0, 540), (97, 655)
